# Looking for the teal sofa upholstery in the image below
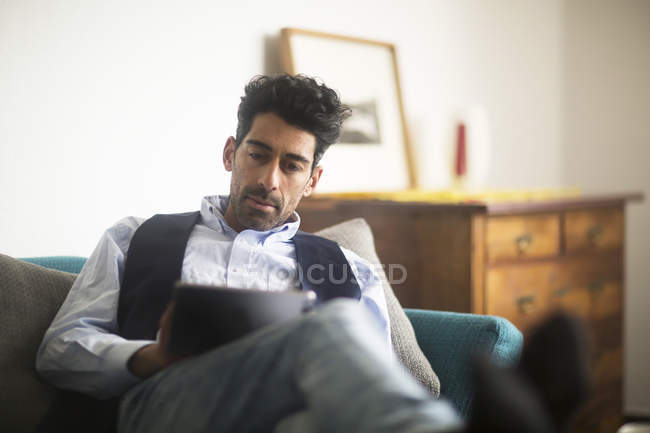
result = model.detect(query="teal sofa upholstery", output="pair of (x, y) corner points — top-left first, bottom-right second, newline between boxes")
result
(20, 256), (523, 419)
(21, 256), (88, 275)
(406, 308), (523, 418)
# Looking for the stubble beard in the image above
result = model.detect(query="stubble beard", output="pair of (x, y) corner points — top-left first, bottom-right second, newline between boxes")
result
(230, 182), (289, 231)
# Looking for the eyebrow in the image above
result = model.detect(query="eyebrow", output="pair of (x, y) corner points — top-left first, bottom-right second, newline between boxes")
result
(246, 139), (311, 165)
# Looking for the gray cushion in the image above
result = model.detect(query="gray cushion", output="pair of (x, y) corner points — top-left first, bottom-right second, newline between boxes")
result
(315, 218), (441, 396)
(0, 253), (75, 433)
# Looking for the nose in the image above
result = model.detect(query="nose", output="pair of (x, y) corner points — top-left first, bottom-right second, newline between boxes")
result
(258, 160), (280, 192)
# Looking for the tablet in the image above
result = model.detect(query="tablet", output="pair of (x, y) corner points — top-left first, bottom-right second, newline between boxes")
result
(167, 283), (317, 356)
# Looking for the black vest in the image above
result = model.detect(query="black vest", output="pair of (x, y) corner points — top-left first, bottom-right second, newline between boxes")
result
(37, 211), (360, 433)
(117, 211), (361, 339)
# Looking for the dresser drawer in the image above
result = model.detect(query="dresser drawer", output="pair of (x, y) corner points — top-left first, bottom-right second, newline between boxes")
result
(553, 255), (623, 321)
(564, 209), (623, 253)
(550, 281), (622, 321)
(485, 256), (622, 332)
(486, 214), (560, 263)
(485, 262), (560, 330)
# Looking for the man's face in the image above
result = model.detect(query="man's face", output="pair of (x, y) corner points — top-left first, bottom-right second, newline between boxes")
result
(223, 112), (322, 232)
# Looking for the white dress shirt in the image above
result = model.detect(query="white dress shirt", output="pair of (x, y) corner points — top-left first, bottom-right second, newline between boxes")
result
(36, 195), (391, 399)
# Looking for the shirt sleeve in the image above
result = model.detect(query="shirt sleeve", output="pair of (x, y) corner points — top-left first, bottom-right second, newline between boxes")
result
(35, 216), (154, 399)
(340, 247), (393, 357)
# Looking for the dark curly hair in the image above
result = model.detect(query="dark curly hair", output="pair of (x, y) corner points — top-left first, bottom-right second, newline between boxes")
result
(235, 74), (351, 169)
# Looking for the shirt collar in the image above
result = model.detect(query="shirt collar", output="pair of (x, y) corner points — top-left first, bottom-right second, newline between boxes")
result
(200, 195), (301, 244)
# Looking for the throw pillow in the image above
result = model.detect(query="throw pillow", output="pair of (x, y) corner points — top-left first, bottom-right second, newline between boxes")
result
(0, 254), (76, 433)
(315, 218), (441, 396)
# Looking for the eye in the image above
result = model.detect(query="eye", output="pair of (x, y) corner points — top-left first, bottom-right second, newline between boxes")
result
(285, 162), (302, 172)
(249, 152), (263, 160)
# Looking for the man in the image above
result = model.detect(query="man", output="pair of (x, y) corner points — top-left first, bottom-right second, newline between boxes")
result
(36, 74), (585, 433)
(36, 74), (462, 433)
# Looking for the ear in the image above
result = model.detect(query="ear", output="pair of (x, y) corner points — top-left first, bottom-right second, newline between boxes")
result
(223, 136), (236, 172)
(303, 166), (323, 197)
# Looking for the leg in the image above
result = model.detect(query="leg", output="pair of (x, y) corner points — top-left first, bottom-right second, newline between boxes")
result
(118, 299), (462, 433)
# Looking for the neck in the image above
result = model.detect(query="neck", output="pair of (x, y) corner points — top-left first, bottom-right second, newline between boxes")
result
(223, 202), (245, 233)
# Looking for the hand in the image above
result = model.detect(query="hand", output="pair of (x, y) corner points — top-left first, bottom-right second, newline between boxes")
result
(127, 302), (186, 378)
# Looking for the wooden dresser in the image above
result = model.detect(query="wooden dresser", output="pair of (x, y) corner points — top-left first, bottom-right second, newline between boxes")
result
(297, 193), (642, 433)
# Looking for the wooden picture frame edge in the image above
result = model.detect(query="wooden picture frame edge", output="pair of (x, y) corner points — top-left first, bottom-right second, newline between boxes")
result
(279, 27), (418, 190)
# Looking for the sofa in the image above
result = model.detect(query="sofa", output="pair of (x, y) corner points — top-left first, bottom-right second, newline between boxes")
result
(0, 218), (523, 433)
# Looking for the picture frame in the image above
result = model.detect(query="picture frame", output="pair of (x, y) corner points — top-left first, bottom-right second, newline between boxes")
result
(280, 28), (416, 192)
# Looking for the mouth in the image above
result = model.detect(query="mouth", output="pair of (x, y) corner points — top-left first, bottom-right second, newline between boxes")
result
(246, 196), (278, 211)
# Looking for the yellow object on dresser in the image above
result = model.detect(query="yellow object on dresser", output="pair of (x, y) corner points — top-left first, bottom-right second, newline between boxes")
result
(314, 187), (582, 204)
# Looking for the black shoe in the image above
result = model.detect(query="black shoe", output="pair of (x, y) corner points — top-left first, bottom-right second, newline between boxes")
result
(517, 312), (591, 432)
(466, 312), (590, 433)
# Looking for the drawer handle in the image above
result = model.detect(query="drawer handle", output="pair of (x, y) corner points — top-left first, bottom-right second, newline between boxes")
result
(516, 295), (537, 314)
(587, 225), (604, 244)
(515, 233), (534, 254)
(588, 281), (604, 294)
(553, 287), (570, 298)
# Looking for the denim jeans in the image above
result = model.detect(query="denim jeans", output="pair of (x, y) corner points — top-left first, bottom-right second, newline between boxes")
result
(118, 299), (462, 433)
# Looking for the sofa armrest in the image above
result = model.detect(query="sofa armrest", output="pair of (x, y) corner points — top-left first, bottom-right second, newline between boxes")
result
(404, 308), (523, 418)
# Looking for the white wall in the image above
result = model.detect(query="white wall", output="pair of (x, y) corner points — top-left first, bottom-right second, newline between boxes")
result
(414, 0), (565, 190)
(0, 0), (565, 257)
(564, 0), (650, 416)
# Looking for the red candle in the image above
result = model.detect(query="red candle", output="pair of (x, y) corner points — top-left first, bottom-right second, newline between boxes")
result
(455, 123), (466, 177)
